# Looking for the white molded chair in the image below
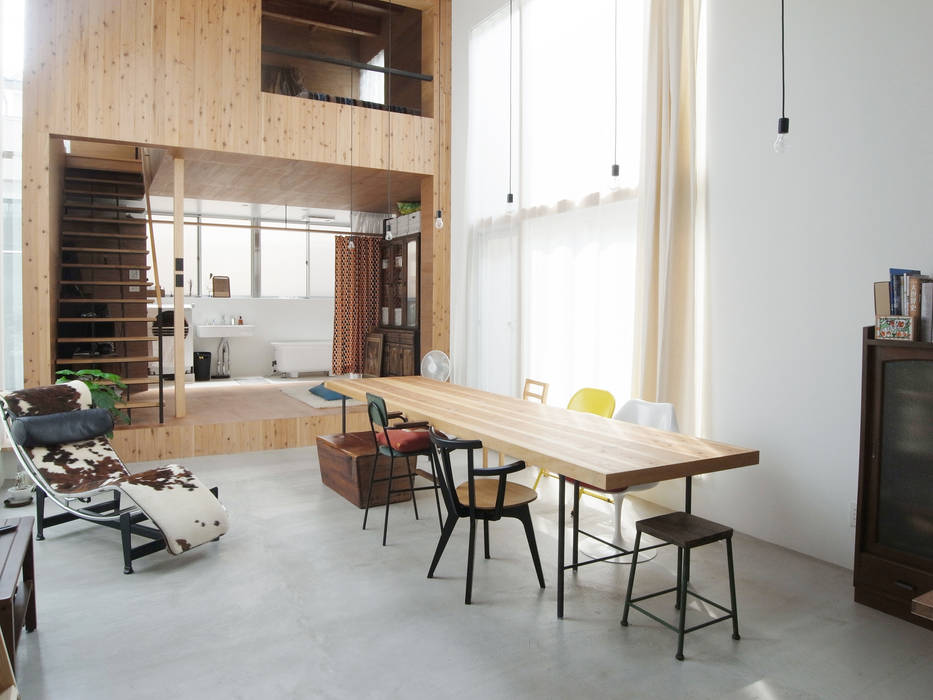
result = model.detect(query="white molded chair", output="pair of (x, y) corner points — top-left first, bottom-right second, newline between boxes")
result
(608, 399), (679, 547)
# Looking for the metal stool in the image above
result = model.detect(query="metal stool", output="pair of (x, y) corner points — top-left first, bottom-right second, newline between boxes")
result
(620, 511), (740, 660)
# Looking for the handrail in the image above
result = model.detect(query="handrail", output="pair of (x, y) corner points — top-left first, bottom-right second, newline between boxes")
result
(140, 149), (162, 312)
(139, 148), (164, 423)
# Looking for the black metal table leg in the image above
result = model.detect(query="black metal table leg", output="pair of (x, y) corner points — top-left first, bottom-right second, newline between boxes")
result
(558, 475), (565, 619)
(685, 475), (692, 513)
(341, 396), (347, 434)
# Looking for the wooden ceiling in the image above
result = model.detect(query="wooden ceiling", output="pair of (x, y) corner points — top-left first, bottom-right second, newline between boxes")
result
(148, 148), (423, 213)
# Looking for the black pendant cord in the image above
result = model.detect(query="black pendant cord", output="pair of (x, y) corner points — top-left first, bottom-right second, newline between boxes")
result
(780, 0), (786, 119)
(612, 0), (618, 167)
(508, 0), (513, 200)
(777, 0), (789, 136)
(387, 1), (393, 228)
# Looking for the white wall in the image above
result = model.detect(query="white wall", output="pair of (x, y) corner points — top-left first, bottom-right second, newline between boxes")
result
(184, 297), (334, 377)
(703, 0), (933, 568)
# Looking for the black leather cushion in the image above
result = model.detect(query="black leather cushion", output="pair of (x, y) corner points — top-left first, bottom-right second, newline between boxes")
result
(10, 408), (114, 447)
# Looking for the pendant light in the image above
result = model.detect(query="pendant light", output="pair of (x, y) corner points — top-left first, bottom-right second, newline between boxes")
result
(348, 2), (356, 252)
(773, 0), (790, 154)
(434, 209), (444, 229)
(608, 0), (621, 191)
(505, 0), (517, 214)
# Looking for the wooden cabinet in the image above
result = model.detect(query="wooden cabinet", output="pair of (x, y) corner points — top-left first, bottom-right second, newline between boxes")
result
(377, 232), (419, 376)
(855, 326), (933, 629)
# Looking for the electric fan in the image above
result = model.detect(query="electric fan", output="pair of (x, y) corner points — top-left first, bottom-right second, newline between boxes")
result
(420, 350), (451, 382)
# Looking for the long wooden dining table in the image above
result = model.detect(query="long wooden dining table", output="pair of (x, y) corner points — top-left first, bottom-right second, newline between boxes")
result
(324, 376), (760, 618)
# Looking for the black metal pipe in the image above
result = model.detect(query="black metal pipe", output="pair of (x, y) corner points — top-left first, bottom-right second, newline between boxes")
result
(262, 45), (433, 82)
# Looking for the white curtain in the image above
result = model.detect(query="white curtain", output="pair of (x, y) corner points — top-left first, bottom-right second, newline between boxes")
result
(631, 0), (703, 435)
(453, 0), (646, 408)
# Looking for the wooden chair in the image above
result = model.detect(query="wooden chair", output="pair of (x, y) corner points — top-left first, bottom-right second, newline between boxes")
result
(484, 378), (549, 468)
(428, 428), (545, 604)
(363, 392), (442, 546)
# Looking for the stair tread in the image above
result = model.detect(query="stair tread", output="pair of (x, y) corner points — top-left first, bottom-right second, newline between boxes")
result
(115, 400), (162, 409)
(62, 216), (146, 225)
(56, 355), (159, 364)
(62, 246), (147, 254)
(65, 176), (144, 186)
(102, 377), (158, 386)
(60, 281), (153, 286)
(59, 317), (156, 323)
(59, 336), (157, 343)
(64, 188), (144, 197)
(61, 263), (151, 270)
(59, 297), (153, 303)
(62, 231), (148, 240)
(64, 202), (146, 213)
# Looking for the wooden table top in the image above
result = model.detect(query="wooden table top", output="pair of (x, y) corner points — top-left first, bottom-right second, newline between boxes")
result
(325, 377), (759, 491)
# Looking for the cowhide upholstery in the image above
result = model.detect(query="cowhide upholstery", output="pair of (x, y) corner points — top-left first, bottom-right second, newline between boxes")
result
(1, 382), (229, 556)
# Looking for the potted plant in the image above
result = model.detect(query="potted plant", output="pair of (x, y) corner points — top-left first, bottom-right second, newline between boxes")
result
(55, 368), (130, 430)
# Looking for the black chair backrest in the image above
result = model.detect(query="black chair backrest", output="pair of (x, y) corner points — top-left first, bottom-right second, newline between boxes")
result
(429, 428), (483, 516)
(366, 392), (389, 429)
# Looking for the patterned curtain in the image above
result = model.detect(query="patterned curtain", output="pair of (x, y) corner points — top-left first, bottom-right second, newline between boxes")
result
(332, 236), (381, 374)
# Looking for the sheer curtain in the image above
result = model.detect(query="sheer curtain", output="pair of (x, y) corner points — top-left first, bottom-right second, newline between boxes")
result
(454, 0), (645, 407)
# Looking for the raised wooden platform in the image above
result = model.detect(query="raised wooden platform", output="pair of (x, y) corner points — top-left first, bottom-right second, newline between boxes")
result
(110, 379), (368, 462)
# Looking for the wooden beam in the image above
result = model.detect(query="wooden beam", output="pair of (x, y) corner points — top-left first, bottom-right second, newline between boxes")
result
(263, 0), (382, 37)
(173, 157), (186, 418)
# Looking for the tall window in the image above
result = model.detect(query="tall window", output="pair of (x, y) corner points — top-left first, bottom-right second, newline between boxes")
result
(260, 224), (308, 297)
(200, 218), (252, 297)
(456, 0), (646, 405)
(148, 216), (198, 296)
(0, 0), (24, 391)
(359, 50), (385, 105)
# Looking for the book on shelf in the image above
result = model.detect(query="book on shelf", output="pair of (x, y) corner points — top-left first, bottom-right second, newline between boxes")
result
(877, 269), (933, 342)
(889, 268), (921, 315)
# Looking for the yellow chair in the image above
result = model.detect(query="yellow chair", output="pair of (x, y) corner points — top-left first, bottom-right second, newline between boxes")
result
(532, 387), (615, 501)
(484, 379), (550, 468)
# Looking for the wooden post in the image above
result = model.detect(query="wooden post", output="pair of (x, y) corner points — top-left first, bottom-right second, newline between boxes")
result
(173, 157), (186, 418)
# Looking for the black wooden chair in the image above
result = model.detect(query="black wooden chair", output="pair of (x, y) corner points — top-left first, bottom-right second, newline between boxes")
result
(428, 428), (545, 604)
(363, 392), (442, 546)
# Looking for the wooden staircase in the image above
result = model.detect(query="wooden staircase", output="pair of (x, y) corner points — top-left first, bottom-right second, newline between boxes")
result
(56, 153), (165, 421)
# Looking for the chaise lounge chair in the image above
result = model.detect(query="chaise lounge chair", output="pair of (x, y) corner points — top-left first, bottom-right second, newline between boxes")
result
(0, 381), (229, 573)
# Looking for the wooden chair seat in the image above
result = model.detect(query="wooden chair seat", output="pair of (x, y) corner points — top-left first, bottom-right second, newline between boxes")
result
(456, 479), (538, 510)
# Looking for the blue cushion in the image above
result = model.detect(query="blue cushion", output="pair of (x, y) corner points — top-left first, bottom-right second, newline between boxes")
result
(309, 383), (346, 402)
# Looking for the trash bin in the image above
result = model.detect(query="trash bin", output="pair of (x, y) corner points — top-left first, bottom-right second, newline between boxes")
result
(194, 351), (211, 381)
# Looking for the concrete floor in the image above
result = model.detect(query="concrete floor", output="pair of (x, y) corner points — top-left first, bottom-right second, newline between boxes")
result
(5, 446), (933, 700)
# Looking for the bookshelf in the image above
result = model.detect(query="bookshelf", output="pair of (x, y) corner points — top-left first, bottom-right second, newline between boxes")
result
(855, 326), (933, 629)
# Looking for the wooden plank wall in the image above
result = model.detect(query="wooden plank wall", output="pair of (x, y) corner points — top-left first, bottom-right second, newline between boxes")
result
(110, 411), (370, 463)
(25, 0), (433, 174)
(22, 0), (451, 397)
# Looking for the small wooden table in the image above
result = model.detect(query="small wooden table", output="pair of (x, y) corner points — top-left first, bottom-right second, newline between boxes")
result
(0, 517), (37, 672)
(325, 377), (760, 618)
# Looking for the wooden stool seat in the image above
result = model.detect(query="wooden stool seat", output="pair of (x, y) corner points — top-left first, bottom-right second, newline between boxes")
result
(621, 511), (740, 661)
(636, 512), (733, 549)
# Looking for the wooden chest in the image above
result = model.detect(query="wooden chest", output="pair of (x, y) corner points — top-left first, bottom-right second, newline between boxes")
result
(316, 432), (413, 508)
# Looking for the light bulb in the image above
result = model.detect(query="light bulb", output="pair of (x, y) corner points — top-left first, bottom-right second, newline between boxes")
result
(347, 237), (355, 250)
(773, 117), (789, 154)
(608, 163), (621, 191)
(434, 209), (444, 229)
(385, 220), (394, 241)
(505, 192), (517, 215)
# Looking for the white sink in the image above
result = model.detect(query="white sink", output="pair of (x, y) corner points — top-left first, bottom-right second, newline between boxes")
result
(196, 325), (255, 338)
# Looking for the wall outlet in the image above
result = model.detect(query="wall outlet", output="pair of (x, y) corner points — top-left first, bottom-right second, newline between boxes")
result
(850, 501), (857, 528)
